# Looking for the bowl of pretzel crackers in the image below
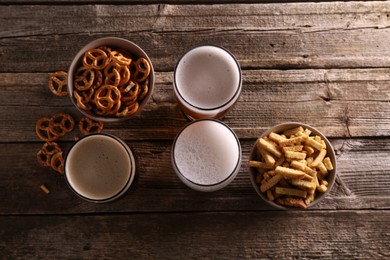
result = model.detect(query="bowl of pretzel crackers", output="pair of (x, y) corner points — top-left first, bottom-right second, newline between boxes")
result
(248, 122), (337, 209)
(68, 37), (154, 122)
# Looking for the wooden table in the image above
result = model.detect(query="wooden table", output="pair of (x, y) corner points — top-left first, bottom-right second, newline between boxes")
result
(1, 1), (389, 258)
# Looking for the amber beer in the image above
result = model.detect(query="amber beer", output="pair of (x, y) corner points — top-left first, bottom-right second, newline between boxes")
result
(172, 119), (242, 192)
(174, 45), (242, 119)
(64, 134), (135, 202)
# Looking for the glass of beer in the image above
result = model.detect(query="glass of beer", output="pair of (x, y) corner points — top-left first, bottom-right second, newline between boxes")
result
(173, 45), (242, 120)
(64, 134), (136, 203)
(171, 119), (242, 192)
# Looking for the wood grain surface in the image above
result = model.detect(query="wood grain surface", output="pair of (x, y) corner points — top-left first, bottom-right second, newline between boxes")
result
(1, 211), (389, 259)
(1, 138), (389, 215)
(1, 68), (390, 142)
(1, 2), (390, 72)
(0, 1), (389, 259)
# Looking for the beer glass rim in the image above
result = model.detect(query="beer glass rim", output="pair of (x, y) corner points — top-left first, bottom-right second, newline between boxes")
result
(64, 133), (135, 203)
(172, 119), (242, 189)
(173, 45), (242, 111)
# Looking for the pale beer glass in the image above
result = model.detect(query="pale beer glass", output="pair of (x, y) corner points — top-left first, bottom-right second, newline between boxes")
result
(171, 119), (242, 192)
(173, 45), (242, 120)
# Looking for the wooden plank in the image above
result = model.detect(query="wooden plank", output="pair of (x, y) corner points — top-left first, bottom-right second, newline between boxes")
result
(0, 138), (389, 215)
(1, 68), (389, 142)
(0, 0), (362, 4)
(1, 2), (390, 72)
(0, 211), (388, 259)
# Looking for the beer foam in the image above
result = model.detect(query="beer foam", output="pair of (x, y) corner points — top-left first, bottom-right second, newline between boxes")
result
(65, 135), (132, 200)
(173, 120), (240, 185)
(175, 46), (241, 110)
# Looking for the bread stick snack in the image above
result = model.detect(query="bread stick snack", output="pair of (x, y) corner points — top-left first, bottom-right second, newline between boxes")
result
(249, 125), (335, 209)
(257, 138), (282, 158)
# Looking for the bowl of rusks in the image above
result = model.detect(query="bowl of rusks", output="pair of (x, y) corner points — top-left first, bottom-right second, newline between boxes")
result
(67, 37), (155, 122)
(248, 122), (337, 209)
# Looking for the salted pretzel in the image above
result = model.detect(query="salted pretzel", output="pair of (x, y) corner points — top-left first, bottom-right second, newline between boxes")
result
(118, 66), (131, 87)
(74, 66), (95, 91)
(110, 50), (132, 66)
(42, 142), (62, 156)
(49, 113), (75, 136)
(36, 150), (51, 167)
(36, 142), (62, 167)
(120, 81), (139, 106)
(138, 78), (149, 101)
(48, 71), (68, 97)
(50, 152), (64, 174)
(116, 102), (139, 117)
(92, 70), (103, 89)
(94, 85), (122, 115)
(82, 48), (110, 70)
(98, 46), (112, 56)
(117, 49), (133, 60)
(73, 89), (94, 111)
(132, 58), (151, 82)
(78, 117), (104, 135)
(103, 62), (121, 86)
(93, 106), (109, 116)
(35, 117), (59, 141)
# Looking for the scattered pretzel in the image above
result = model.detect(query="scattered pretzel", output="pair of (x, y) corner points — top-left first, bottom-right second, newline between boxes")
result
(48, 71), (68, 97)
(78, 117), (104, 135)
(41, 142), (62, 156)
(34, 113), (107, 175)
(35, 113), (75, 141)
(35, 117), (60, 142)
(49, 113), (75, 136)
(36, 150), (51, 167)
(50, 152), (64, 174)
(36, 142), (62, 169)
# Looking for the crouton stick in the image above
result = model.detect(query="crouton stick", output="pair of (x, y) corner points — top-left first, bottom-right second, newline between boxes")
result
(258, 138), (282, 158)
(290, 160), (317, 176)
(310, 149), (327, 168)
(269, 132), (286, 143)
(257, 147), (275, 167)
(260, 174), (283, 192)
(248, 160), (274, 169)
(275, 166), (306, 179)
(275, 187), (307, 198)
(276, 197), (307, 209)
(284, 151), (307, 160)
(305, 137), (326, 151)
(279, 135), (307, 147)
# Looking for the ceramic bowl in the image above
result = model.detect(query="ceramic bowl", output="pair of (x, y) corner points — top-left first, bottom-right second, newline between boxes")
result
(67, 37), (154, 122)
(248, 122), (337, 209)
